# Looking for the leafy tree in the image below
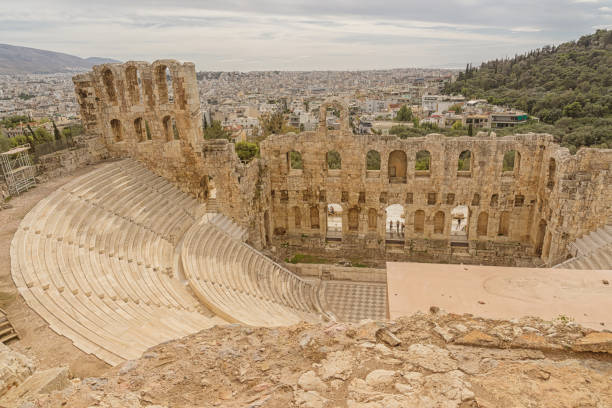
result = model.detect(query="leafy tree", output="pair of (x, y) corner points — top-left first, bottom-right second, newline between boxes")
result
(0, 133), (11, 152)
(443, 29), (612, 151)
(235, 141), (259, 162)
(448, 103), (463, 114)
(395, 105), (413, 121)
(203, 120), (231, 140)
(260, 111), (298, 136)
(0, 115), (30, 128)
(61, 124), (83, 139)
(34, 127), (54, 143)
(451, 121), (463, 130)
(563, 101), (583, 118)
(260, 112), (284, 135)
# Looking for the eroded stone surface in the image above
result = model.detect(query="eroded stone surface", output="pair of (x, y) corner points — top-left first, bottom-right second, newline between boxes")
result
(0, 343), (36, 396)
(18, 313), (612, 407)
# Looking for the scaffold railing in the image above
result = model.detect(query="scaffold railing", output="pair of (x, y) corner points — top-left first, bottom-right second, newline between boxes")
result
(1, 144), (36, 196)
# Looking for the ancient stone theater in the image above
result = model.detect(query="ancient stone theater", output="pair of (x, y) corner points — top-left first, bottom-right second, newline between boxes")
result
(9, 59), (612, 366)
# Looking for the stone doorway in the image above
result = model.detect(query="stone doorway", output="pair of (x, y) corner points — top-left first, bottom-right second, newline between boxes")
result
(385, 204), (405, 243)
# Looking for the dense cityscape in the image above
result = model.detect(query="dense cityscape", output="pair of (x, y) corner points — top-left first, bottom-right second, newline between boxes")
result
(1, 66), (536, 149)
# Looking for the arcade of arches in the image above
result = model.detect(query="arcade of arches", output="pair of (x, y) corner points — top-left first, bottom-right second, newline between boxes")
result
(74, 61), (612, 268)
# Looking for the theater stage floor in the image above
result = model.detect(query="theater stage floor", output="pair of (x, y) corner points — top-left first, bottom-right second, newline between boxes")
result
(386, 262), (612, 330)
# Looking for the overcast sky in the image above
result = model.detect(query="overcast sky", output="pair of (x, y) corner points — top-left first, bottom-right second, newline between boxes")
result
(1, 0), (611, 71)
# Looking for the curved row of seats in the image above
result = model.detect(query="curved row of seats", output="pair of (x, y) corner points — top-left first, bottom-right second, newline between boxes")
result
(11, 160), (225, 366)
(181, 214), (327, 326)
(555, 244), (612, 270)
(571, 225), (612, 256)
(555, 224), (612, 270)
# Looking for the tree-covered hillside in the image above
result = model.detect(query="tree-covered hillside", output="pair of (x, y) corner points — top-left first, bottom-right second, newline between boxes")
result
(444, 29), (612, 152)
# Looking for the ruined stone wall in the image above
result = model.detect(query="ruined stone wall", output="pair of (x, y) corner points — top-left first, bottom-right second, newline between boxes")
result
(540, 148), (612, 264)
(72, 60), (270, 248)
(36, 133), (109, 179)
(73, 64), (611, 266)
(259, 100), (612, 265)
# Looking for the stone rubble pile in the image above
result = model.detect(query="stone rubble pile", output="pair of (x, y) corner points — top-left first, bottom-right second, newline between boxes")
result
(5, 311), (612, 407)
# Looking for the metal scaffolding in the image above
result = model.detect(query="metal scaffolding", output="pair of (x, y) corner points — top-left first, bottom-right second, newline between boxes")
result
(1, 144), (36, 196)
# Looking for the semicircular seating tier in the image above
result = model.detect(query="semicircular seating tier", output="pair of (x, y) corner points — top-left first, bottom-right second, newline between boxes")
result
(181, 214), (328, 326)
(554, 224), (612, 270)
(10, 159), (228, 366)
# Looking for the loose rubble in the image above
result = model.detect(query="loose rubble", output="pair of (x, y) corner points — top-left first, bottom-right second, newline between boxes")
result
(5, 311), (612, 407)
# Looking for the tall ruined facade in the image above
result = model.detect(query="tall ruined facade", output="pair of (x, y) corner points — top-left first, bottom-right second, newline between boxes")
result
(73, 61), (612, 266)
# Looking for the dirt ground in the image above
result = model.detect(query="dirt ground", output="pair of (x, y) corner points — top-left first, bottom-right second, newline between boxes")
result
(0, 164), (110, 378)
(387, 262), (612, 330)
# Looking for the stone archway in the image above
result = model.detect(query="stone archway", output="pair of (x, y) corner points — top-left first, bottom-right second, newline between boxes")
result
(326, 203), (343, 241)
(450, 205), (469, 238)
(318, 98), (350, 133)
(385, 204), (405, 242)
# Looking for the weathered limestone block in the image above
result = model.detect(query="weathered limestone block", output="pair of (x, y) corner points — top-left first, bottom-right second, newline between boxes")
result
(571, 332), (612, 354)
(0, 343), (36, 397)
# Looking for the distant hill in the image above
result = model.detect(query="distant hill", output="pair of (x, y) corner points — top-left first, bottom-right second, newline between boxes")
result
(444, 29), (612, 151)
(0, 44), (120, 74)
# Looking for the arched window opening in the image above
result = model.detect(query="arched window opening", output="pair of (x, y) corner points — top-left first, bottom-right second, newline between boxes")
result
(477, 212), (488, 236)
(155, 65), (170, 104)
(366, 150), (381, 170)
(458, 150), (472, 172)
(172, 118), (180, 140)
(145, 120), (152, 140)
(134, 117), (144, 142)
(348, 207), (359, 231)
(327, 150), (341, 170)
(310, 206), (319, 229)
(434, 211), (445, 234)
(498, 211), (510, 236)
(503, 150), (520, 173)
(102, 69), (117, 103)
(166, 66), (174, 103)
(450, 205), (469, 237)
(414, 210), (425, 234)
(288, 151), (303, 170)
(110, 119), (123, 142)
(547, 158), (556, 188)
(415, 150), (430, 171)
(386, 204), (405, 242)
(388, 150), (407, 183)
(125, 65), (140, 105)
(322, 106), (340, 130)
(162, 116), (172, 141)
(293, 206), (301, 228)
(490, 194), (498, 207)
(326, 204), (342, 240)
(368, 208), (377, 231)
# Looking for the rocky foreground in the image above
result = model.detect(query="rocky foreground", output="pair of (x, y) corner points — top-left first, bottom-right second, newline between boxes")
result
(3, 310), (612, 407)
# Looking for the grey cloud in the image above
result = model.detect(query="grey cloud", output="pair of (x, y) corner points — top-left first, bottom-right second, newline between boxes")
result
(0, 0), (609, 70)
